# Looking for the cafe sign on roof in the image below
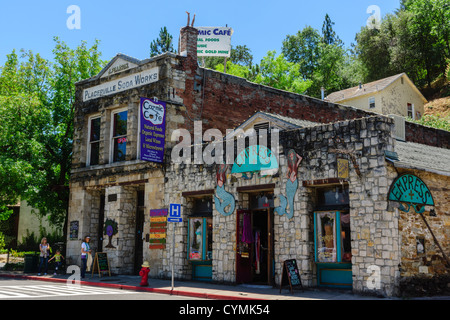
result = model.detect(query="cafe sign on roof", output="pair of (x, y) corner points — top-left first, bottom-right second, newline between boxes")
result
(388, 174), (434, 208)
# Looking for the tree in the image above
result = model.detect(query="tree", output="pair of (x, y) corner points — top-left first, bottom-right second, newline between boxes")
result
(252, 50), (312, 94)
(322, 14), (341, 46)
(282, 26), (322, 80)
(150, 27), (175, 57)
(355, 0), (449, 90)
(0, 39), (105, 228)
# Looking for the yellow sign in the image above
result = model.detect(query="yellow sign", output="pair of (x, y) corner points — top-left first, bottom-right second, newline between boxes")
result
(149, 233), (166, 239)
(150, 216), (167, 223)
(337, 158), (349, 179)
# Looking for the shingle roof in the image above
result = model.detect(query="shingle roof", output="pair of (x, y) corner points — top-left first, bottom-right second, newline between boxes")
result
(326, 73), (407, 103)
(391, 141), (450, 176)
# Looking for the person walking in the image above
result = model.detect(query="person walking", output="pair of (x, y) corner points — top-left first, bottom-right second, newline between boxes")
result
(38, 237), (50, 275)
(48, 249), (65, 275)
(81, 236), (91, 278)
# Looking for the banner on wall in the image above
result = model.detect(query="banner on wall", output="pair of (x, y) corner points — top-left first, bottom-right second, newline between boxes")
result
(140, 97), (166, 163)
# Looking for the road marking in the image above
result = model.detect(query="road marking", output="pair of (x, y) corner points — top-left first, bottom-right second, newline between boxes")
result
(0, 284), (134, 299)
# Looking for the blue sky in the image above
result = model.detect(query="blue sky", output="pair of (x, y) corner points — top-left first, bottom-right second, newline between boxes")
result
(0, 0), (400, 66)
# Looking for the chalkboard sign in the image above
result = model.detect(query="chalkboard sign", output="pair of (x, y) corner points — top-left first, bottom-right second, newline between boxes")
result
(69, 221), (79, 240)
(92, 252), (111, 277)
(280, 259), (303, 293)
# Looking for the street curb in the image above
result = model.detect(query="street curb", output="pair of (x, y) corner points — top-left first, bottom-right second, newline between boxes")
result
(0, 273), (259, 300)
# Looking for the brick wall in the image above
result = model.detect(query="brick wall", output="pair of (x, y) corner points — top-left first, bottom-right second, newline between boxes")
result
(176, 26), (449, 149)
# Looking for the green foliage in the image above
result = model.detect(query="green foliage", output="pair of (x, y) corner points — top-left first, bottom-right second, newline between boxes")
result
(0, 232), (5, 250)
(252, 51), (312, 94)
(282, 26), (321, 80)
(355, 0), (450, 89)
(0, 39), (105, 226)
(407, 114), (450, 131)
(150, 27), (175, 57)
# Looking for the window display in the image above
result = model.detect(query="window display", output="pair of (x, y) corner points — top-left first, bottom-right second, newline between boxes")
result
(188, 217), (212, 261)
(315, 210), (351, 263)
(315, 211), (337, 262)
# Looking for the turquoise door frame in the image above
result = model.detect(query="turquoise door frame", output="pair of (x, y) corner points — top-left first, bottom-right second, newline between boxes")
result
(187, 217), (212, 281)
(314, 210), (352, 289)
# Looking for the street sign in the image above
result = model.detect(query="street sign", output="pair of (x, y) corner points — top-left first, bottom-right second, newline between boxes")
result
(168, 204), (182, 222)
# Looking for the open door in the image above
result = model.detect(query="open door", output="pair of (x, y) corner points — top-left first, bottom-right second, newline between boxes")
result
(236, 209), (252, 283)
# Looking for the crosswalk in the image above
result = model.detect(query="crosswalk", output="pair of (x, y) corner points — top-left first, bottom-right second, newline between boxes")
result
(0, 284), (134, 299)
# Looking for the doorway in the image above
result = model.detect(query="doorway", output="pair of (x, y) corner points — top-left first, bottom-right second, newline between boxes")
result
(134, 190), (145, 274)
(236, 205), (274, 285)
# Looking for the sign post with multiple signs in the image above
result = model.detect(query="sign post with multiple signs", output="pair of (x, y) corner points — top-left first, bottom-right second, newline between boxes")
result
(169, 204), (182, 290)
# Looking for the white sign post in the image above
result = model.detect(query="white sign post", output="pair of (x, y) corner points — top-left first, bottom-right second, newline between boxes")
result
(169, 204), (182, 291)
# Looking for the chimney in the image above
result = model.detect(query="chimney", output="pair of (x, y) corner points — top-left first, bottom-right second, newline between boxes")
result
(359, 82), (362, 89)
(321, 87), (325, 100)
(178, 26), (198, 62)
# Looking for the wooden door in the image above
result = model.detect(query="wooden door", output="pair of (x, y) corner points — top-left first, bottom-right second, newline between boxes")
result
(236, 209), (252, 283)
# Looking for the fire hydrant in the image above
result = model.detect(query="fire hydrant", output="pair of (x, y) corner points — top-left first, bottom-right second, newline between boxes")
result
(139, 261), (150, 286)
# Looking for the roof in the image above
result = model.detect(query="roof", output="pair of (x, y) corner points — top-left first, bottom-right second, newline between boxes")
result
(389, 141), (450, 176)
(256, 111), (320, 128)
(326, 73), (427, 104)
(224, 111), (321, 140)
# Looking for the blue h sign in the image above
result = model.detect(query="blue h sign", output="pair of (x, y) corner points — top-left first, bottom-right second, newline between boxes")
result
(169, 204), (182, 222)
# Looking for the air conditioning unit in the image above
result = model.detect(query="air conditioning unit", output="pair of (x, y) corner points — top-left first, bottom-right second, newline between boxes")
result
(388, 114), (406, 141)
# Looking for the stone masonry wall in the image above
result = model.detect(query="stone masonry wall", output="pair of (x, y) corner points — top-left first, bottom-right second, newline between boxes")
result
(281, 116), (401, 296)
(163, 115), (402, 296)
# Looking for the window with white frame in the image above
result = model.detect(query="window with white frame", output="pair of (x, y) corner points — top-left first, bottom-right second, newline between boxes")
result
(369, 97), (375, 109)
(88, 116), (101, 166)
(407, 103), (414, 119)
(111, 109), (128, 163)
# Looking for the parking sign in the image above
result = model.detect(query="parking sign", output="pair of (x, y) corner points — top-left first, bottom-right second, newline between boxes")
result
(169, 204), (182, 222)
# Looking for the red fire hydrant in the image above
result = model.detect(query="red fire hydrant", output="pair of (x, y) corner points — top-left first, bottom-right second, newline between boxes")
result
(139, 261), (150, 286)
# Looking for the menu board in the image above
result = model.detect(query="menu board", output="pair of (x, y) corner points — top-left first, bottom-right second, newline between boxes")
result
(92, 252), (111, 277)
(280, 259), (303, 293)
(69, 221), (79, 240)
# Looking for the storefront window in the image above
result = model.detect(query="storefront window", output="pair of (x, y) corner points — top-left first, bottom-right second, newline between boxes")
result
(188, 217), (212, 261)
(189, 218), (203, 260)
(316, 211), (337, 262)
(315, 210), (351, 263)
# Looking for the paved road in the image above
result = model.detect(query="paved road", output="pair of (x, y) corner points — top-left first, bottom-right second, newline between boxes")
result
(0, 279), (205, 300)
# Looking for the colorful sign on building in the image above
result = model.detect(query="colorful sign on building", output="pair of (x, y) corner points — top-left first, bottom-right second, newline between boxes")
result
(140, 97), (166, 163)
(149, 209), (168, 249)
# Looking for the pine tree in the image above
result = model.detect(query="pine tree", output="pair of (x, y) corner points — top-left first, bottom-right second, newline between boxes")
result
(150, 27), (175, 57)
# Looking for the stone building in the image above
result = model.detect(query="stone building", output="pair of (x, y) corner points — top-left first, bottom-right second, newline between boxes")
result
(66, 24), (449, 296)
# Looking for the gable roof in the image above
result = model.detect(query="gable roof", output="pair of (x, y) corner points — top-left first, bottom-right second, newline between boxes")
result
(96, 53), (142, 78)
(326, 73), (427, 104)
(224, 111), (321, 140)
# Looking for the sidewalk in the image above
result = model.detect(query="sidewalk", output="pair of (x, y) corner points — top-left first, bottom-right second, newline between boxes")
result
(0, 270), (398, 300)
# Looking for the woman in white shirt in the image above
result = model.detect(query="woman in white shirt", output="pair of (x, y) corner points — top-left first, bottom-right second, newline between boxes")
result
(38, 237), (50, 275)
(81, 236), (91, 278)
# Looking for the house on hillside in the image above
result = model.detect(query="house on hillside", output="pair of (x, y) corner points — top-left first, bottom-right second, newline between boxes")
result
(326, 73), (428, 120)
